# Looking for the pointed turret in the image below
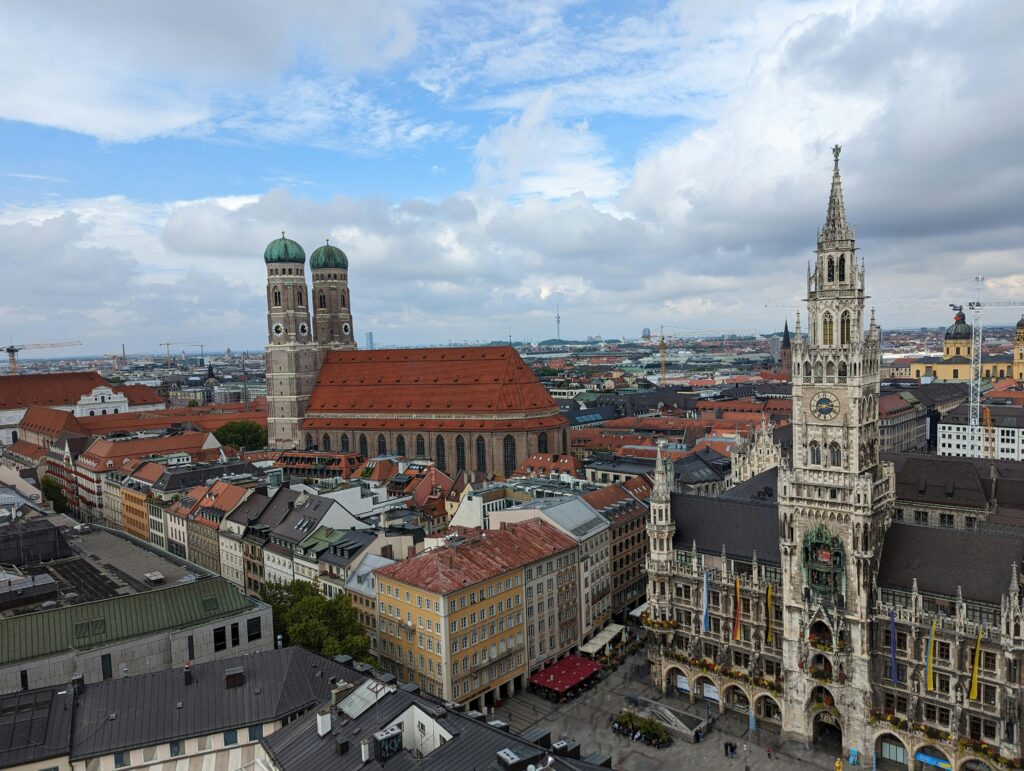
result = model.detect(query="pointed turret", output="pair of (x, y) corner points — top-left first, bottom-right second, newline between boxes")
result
(819, 144), (854, 245)
(781, 321), (791, 350)
(652, 440), (674, 503)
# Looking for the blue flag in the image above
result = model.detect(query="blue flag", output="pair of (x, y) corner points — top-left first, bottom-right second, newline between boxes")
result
(702, 571), (711, 632)
(748, 708), (756, 733)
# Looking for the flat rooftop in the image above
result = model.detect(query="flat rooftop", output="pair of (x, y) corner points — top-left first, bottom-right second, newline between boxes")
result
(7, 514), (204, 618)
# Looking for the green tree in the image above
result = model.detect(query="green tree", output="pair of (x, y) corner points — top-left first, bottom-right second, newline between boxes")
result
(260, 580), (374, 663)
(40, 476), (68, 513)
(213, 420), (268, 451)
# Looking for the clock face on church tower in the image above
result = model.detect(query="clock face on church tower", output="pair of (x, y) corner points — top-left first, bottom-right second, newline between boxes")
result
(811, 392), (840, 420)
(272, 322), (284, 337)
(298, 322), (309, 337)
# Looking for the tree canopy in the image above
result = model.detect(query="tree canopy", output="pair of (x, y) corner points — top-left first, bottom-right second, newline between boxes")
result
(40, 476), (68, 513)
(213, 420), (267, 451)
(260, 580), (374, 663)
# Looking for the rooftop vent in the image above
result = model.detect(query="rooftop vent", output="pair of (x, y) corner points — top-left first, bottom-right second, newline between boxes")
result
(224, 667), (244, 689)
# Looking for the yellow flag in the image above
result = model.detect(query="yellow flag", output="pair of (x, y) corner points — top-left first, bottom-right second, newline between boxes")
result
(969, 626), (982, 700)
(925, 619), (936, 692)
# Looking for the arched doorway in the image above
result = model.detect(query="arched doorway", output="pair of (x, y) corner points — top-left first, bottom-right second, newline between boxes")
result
(666, 667), (690, 699)
(874, 732), (908, 769)
(812, 710), (842, 755)
(911, 745), (951, 770)
(693, 676), (720, 710)
(723, 684), (749, 714)
(755, 694), (782, 726)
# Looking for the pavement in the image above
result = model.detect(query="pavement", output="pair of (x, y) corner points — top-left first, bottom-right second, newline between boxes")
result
(499, 651), (843, 770)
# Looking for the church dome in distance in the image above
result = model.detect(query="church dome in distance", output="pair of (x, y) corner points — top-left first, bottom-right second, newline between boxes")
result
(264, 233), (306, 264)
(945, 309), (972, 340)
(310, 240), (349, 270)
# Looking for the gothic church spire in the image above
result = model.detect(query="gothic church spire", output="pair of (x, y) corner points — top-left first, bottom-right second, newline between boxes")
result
(819, 144), (854, 245)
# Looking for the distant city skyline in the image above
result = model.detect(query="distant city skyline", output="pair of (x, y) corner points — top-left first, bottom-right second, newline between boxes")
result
(3, 2), (1023, 355)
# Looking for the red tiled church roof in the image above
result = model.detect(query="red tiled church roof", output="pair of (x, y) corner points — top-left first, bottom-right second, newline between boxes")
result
(0, 371), (108, 411)
(113, 383), (163, 405)
(305, 347), (560, 417)
(19, 405), (85, 438)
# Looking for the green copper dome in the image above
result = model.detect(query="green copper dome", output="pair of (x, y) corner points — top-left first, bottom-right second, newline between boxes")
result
(310, 240), (349, 270)
(945, 310), (972, 341)
(264, 234), (306, 264)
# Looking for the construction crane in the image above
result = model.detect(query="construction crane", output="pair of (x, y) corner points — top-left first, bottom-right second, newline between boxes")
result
(769, 279), (1024, 457)
(659, 326), (667, 382)
(5, 341), (82, 373)
(159, 341), (201, 361)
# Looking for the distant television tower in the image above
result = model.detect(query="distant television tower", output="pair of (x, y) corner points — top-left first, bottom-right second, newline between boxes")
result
(556, 304), (562, 341)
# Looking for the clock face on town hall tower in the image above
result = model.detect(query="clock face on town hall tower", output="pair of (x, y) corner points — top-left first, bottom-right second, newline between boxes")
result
(811, 391), (840, 420)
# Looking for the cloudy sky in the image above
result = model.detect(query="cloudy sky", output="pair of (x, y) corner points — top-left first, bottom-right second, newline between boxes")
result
(2, 0), (1023, 355)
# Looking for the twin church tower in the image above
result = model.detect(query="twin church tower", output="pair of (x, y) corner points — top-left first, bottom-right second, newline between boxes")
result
(264, 236), (356, 448)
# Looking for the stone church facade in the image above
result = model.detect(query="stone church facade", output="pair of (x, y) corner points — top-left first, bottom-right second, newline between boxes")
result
(644, 150), (1024, 770)
(263, 236), (568, 476)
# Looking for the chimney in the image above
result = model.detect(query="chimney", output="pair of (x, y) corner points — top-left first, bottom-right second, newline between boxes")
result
(407, 545), (416, 560)
(380, 544), (393, 560)
(316, 706), (332, 738)
(360, 738), (371, 763)
(183, 661), (193, 685)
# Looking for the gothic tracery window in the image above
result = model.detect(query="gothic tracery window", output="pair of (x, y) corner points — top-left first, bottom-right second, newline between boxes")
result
(838, 255), (846, 281)
(358, 434), (368, 458)
(322, 434), (331, 452)
(538, 432), (548, 454)
(840, 311), (851, 345)
(822, 313), (834, 346)
(416, 435), (425, 457)
(377, 434), (387, 456)
(436, 436), (446, 471)
(829, 442), (842, 466)
(272, 287), (281, 306)
(503, 435), (516, 478)
(476, 436), (487, 472)
(455, 436), (466, 471)
(809, 441), (821, 465)
(827, 258), (835, 281)
(396, 435), (406, 456)
(318, 292), (326, 309)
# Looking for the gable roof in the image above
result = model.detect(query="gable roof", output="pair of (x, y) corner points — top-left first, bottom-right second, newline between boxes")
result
(376, 519), (576, 594)
(70, 648), (349, 761)
(305, 346), (561, 419)
(877, 523), (1024, 603)
(18, 405), (85, 438)
(0, 371), (108, 411)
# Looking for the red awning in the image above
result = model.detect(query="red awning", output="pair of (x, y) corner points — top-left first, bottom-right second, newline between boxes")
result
(528, 655), (603, 694)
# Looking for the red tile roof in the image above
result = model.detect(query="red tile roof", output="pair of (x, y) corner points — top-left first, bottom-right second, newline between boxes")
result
(375, 518), (576, 594)
(113, 384), (163, 405)
(77, 432), (214, 470)
(127, 461), (167, 484)
(19, 405), (85, 438)
(77, 404), (266, 434)
(0, 371), (108, 411)
(305, 346), (563, 421)
(5, 440), (46, 460)
(514, 453), (584, 478)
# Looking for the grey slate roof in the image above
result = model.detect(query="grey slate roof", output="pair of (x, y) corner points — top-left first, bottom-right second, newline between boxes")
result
(514, 497), (608, 540)
(0, 686), (74, 768)
(0, 518), (73, 565)
(876, 523), (1024, 603)
(151, 460), (255, 493)
(670, 493), (781, 564)
(261, 676), (608, 771)
(71, 647), (354, 761)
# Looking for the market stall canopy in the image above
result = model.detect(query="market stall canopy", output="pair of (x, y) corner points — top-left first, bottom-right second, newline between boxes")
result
(528, 655), (602, 694)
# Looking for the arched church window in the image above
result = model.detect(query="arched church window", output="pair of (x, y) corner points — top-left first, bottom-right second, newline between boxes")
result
(377, 434), (387, 456)
(318, 292), (326, 309)
(813, 362), (823, 382)
(476, 436), (487, 472)
(840, 311), (851, 345)
(341, 434), (350, 452)
(838, 255), (846, 281)
(436, 436), (446, 471)
(538, 432), (548, 453)
(803, 362), (812, 378)
(455, 436), (466, 471)
(416, 435), (425, 457)
(809, 441), (821, 465)
(396, 436), (406, 456)
(827, 258), (835, 281)
(826, 361), (835, 377)
(272, 287), (281, 306)
(503, 435), (516, 478)
(822, 313), (834, 345)
(322, 434), (331, 452)
(829, 442), (842, 466)
(358, 434), (368, 458)
(297, 290), (305, 306)
(838, 361), (847, 381)
(305, 433), (314, 450)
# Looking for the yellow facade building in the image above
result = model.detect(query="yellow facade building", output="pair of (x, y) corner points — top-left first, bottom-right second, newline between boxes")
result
(374, 519), (577, 711)
(909, 310), (1023, 381)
